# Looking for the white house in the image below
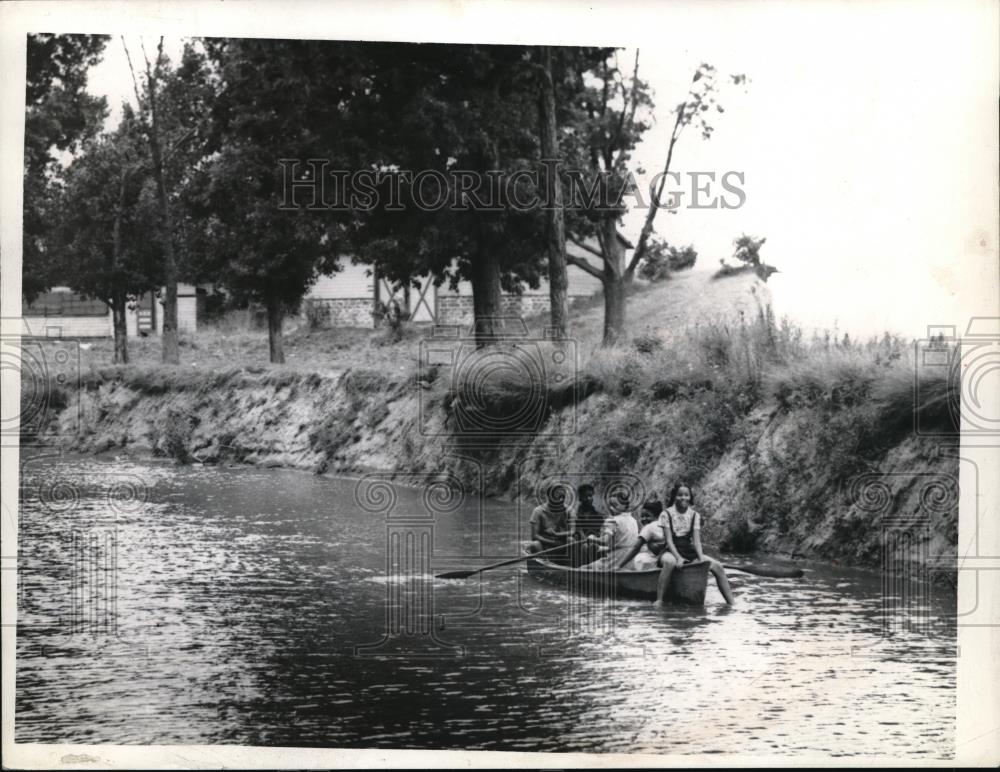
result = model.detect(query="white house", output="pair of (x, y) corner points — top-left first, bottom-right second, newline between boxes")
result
(20, 285), (201, 338)
(302, 235), (627, 328)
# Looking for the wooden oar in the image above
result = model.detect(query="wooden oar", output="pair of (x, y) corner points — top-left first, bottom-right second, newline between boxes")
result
(722, 562), (804, 579)
(436, 541), (581, 580)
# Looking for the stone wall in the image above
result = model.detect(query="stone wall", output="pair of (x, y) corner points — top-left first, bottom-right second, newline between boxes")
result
(304, 292), (593, 328)
(302, 297), (374, 328)
(437, 294), (586, 326)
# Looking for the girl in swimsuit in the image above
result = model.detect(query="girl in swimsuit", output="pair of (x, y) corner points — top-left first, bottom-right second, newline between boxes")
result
(655, 483), (735, 606)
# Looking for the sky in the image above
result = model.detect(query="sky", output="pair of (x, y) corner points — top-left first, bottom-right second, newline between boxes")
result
(80, 2), (998, 341)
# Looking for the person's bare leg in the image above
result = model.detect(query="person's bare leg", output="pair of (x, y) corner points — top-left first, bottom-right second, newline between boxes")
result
(654, 554), (678, 606)
(708, 559), (735, 605)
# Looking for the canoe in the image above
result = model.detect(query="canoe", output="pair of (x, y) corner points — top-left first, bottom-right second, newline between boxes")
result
(524, 552), (711, 605)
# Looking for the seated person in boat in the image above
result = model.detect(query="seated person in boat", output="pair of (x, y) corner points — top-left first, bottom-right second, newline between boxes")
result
(616, 502), (671, 572)
(638, 493), (663, 527)
(654, 483), (735, 606)
(582, 490), (640, 571)
(567, 483), (605, 566)
(527, 483), (573, 562)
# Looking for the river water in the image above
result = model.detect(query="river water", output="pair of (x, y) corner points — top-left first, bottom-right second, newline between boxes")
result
(16, 454), (956, 758)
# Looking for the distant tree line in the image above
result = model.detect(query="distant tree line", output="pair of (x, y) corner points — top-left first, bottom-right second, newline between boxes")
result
(24, 35), (747, 363)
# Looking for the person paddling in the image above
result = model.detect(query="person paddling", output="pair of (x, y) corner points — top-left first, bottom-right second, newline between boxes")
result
(567, 483), (604, 566)
(527, 482), (573, 563)
(655, 483), (735, 606)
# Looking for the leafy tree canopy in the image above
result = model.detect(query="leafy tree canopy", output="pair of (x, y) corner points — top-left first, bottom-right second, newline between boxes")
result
(23, 33), (109, 302)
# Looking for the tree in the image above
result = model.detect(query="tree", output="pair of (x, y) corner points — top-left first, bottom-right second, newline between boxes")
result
(191, 38), (353, 363)
(537, 45), (568, 340)
(717, 233), (778, 281)
(153, 41), (218, 285)
(23, 33), (108, 302)
(120, 37), (216, 363)
(52, 111), (163, 363)
(733, 233), (766, 266)
(562, 56), (745, 344)
(532, 45), (613, 341)
(624, 66), (745, 280)
(561, 50), (654, 345)
(348, 43), (551, 349)
(123, 36), (187, 365)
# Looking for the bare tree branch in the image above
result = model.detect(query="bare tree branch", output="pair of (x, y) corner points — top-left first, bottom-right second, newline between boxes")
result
(568, 237), (604, 260)
(625, 105), (685, 280)
(566, 254), (604, 280)
(121, 37), (145, 120)
(612, 48), (642, 172)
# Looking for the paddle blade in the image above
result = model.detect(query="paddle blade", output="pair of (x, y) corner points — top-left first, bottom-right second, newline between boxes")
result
(725, 563), (804, 579)
(435, 570), (477, 580)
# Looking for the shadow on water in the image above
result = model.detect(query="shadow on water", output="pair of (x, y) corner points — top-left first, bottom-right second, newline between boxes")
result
(15, 455), (956, 756)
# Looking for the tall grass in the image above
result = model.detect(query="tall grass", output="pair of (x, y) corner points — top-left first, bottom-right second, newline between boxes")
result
(610, 308), (956, 548)
(456, 303), (956, 547)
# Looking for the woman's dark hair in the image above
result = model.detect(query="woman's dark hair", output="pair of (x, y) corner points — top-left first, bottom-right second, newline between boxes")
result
(666, 482), (695, 508)
(641, 499), (664, 517)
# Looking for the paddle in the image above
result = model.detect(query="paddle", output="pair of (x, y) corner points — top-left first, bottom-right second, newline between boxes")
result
(722, 562), (804, 579)
(436, 541), (582, 580)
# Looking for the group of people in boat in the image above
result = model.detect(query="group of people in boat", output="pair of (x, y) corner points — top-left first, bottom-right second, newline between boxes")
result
(527, 482), (735, 605)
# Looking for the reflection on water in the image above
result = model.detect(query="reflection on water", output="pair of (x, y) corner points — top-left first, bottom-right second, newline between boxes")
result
(16, 455), (955, 757)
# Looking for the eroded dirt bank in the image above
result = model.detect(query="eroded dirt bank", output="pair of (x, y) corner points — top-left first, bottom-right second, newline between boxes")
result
(37, 360), (957, 574)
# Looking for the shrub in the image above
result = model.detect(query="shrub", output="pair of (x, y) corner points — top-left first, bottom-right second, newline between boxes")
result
(162, 408), (194, 464)
(633, 334), (663, 354)
(341, 368), (390, 395)
(719, 514), (760, 553)
(638, 239), (698, 282)
(373, 299), (406, 343)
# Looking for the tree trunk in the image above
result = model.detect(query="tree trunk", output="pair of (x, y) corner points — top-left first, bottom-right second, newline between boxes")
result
(145, 42), (180, 365)
(602, 272), (626, 346)
(266, 293), (285, 364)
(470, 245), (502, 349)
(111, 171), (129, 365)
(538, 46), (568, 340)
(111, 292), (129, 364)
(601, 218), (627, 346)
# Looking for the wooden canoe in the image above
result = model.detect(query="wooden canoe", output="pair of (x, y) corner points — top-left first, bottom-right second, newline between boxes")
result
(524, 552), (711, 605)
